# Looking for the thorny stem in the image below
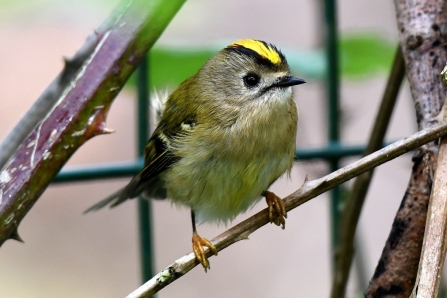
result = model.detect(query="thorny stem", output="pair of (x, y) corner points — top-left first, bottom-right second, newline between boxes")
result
(0, 0), (186, 247)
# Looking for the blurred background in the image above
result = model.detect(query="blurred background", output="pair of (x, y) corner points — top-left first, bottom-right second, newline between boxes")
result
(0, 0), (419, 297)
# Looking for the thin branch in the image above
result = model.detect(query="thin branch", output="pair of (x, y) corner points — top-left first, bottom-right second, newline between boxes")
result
(126, 119), (447, 298)
(410, 65), (447, 297)
(330, 46), (406, 298)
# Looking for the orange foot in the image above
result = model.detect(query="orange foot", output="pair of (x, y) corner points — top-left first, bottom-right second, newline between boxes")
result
(264, 190), (287, 229)
(192, 232), (218, 272)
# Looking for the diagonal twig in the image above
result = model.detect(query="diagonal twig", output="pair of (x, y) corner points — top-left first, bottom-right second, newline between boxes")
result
(127, 119), (447, 298)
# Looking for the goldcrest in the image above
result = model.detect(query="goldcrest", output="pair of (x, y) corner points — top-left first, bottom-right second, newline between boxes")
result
(86, 39), (306, 271)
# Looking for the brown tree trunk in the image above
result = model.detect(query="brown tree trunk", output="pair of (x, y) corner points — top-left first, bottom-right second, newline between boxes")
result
(366, 1), (447, 297)
(366, 148), (435, 297)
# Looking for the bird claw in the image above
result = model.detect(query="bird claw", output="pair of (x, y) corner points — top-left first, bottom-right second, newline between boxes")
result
(264, 190), (287, 229)
(192, 232), (217, 272)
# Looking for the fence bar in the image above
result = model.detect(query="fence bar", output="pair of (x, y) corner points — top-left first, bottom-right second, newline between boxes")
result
(323, 0), (341, 251)
(136, 56), (155, 286)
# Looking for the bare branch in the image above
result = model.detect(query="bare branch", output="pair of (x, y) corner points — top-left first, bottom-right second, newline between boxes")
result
(127, 120), (447, 298)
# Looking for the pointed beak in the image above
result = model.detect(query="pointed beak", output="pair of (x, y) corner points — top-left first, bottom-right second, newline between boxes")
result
(273, 76), (306, 88)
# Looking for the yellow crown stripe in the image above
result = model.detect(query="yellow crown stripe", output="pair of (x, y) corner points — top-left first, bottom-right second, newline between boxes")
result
(231, 39), (282, 64)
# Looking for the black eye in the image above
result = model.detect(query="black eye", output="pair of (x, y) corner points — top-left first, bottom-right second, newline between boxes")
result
(243, 74), (260, 87)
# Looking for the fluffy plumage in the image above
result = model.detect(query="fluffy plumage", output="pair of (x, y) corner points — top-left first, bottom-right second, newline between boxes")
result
(86, 39), (305, 270)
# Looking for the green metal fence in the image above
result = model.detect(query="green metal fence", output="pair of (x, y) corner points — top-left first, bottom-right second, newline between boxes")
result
(52, 0), (349, 288)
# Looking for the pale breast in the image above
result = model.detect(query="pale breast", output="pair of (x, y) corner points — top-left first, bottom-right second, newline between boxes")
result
(164, 97), (297, 223)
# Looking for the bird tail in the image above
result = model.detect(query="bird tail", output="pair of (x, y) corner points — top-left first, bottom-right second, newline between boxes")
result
(83, 173), (145, 214)
(83, 188), (125, 214)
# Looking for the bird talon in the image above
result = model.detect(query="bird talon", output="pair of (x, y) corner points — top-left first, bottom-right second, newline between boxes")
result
(192, 232), (217, 272)
(264, 190), (287, 229)
(266, 198), (274, 223)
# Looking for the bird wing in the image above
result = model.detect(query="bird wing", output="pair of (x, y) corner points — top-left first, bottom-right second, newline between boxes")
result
(84, 133), (180, 213)
(85, 78), (199, 212)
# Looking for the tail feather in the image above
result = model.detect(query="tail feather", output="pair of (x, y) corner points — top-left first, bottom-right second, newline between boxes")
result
(84, 188), (125, 214)
(84, 174), (144, 214)
(85, 91), (169, 214)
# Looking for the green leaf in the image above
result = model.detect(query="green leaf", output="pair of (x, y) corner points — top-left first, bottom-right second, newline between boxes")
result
(148, 48), (215, 88)
(340, 33), (395, 78)
(288, 33), (395, 79)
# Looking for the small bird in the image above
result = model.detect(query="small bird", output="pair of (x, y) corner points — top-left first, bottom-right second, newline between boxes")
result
(86, 39), (305, 271)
